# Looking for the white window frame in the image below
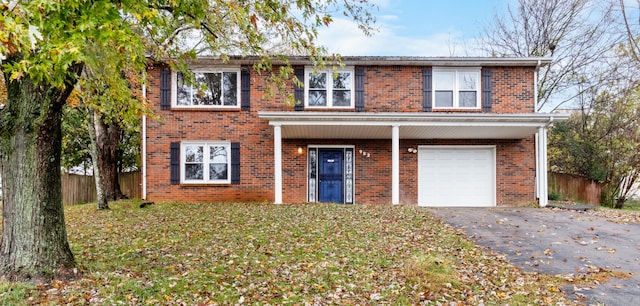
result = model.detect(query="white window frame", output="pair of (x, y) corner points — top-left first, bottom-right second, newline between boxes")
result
(432, 68), (481, 109)
(304, 67), (355, 108)
(181, 141), (231, 184)
(172, 68), (241, 109)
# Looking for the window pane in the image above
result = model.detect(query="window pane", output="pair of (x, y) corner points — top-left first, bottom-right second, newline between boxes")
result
(210, 145), (228, 163)
(185, 146), (203, 162)
(333, 72), (352, 89)
(459, 72), (478, 90)
(209, 164), (228, 180)
(433, 71), (454, 90)
(185, 164), (203, 180)
(435, 91), (453, 107)
(194, 73), (222, 105)
(332, 90), (351, 106)
(308, 90), (327, 106)
(176, 72), (191, 105)
(223, 72), (238, 106)
(308, 73), (326, 89)
(459, 91), (477, 107)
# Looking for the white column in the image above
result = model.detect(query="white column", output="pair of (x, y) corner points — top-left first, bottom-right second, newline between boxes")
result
(274, 124), (283, 204)
(537, 127), (548, 207)
(392, 125), (400, 205)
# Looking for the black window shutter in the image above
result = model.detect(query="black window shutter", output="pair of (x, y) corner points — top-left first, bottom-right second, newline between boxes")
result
(355, 67), (365, 112)
(422, 68), (432, 112)
(160, 67), (171, 110)
(241, 67), (250, 110)
(482, 68), (492, 112)
(294, 67), (304, 111)
(170, 142), (180, 184)
(231, 142), (240, 184)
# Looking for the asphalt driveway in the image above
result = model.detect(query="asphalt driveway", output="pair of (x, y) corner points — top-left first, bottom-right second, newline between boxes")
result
(430, 207), (640, 305)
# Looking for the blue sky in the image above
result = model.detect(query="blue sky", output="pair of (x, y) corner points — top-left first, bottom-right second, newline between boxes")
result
(317, 0), (509, 56)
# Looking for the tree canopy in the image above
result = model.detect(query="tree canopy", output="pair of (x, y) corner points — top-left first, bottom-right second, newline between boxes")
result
(480, 0), (622, 111)
(0, 0), (375, 282)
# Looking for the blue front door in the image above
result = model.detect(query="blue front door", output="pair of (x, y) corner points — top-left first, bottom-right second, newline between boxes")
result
(318, 150), (344, 203)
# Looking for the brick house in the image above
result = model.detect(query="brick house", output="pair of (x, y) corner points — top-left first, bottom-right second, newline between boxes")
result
(142, 56), (568, 207)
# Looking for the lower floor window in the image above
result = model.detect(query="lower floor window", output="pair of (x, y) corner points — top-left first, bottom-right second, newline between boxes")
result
(182, 142), (231, 183)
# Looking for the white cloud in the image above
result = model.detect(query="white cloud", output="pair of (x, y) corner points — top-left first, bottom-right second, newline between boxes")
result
(378, 14), (398, 22)
(317, 17), (483, 56)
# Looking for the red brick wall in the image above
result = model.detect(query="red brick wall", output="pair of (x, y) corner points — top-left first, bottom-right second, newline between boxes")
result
(144, 63), (539, 205)
(364, 66), (424, 112)
(491, 67), (535, 113)
(145, 65), (279, 203)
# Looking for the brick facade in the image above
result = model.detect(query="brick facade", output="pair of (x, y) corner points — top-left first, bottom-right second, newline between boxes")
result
(144, 59), (541, 206)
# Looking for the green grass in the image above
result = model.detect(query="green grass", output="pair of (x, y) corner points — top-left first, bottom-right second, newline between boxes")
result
(1, 201), (573, 305)
(622, 199), (640, 211)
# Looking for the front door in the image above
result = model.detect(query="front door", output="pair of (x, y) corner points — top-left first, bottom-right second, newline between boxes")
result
(318, 150), (344, 203)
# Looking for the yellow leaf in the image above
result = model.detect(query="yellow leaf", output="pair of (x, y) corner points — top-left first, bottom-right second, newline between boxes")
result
(10, 70), (24, 81)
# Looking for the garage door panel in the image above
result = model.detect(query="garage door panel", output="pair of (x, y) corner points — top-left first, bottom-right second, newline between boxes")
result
(418, 146), (495, 207)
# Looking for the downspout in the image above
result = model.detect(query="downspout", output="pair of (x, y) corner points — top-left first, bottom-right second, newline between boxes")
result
(534, 60), (541, 113)
(141, 81), (147, 200)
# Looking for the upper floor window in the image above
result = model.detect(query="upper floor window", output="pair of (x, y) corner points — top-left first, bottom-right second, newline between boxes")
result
(433, 68), (480, 109)
(173, 69), (240, 108)
(305, 67), (354, 108)
(181, 141), (231, 184)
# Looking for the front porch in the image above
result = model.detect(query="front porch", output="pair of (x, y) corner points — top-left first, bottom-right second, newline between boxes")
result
(259, 112), (568, 207)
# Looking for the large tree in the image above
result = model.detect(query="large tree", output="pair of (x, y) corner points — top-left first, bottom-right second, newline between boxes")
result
(548, 75), (640, 208)
(0, 0), (374, 282)
(480, 0), (622, 111)
(72, 46), (145, 210)
(620, 0), (640, 64)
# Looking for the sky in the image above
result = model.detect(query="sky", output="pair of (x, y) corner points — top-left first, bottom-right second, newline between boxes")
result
(317, 0), (510, 56)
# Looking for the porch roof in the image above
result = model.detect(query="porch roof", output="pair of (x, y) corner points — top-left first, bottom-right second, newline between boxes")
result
(257, 112), (570, 139)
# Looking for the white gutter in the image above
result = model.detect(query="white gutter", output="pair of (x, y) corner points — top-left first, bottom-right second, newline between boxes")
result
(141, 83), (147, 200)
(258, 111), (568, 122)
(191, 56), (553, 67)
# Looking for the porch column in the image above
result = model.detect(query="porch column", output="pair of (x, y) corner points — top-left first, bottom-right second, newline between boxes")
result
(274, 124), (283, 204)
(392, 125), (400, 205)
(537, 127), (548, 207)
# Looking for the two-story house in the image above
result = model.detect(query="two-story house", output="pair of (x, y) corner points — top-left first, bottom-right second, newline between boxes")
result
(142, 56), (568, 207)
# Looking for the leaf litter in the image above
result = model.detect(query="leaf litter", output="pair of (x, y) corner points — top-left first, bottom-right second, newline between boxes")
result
(14, 201), (577, 305)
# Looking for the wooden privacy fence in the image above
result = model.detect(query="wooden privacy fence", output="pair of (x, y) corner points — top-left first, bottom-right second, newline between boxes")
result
(548, 172), (603, 206)
(62, 171), (141, 205)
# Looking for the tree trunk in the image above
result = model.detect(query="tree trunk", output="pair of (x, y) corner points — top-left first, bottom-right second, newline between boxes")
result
(87, 109), (123, 210)
(614, 197), (626, 209)
(0, 56), (78, 283)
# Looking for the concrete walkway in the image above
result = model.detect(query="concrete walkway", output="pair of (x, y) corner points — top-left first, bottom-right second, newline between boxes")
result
(430, 207), (640, 305)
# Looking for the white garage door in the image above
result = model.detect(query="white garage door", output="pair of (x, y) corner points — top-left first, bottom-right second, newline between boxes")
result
(418, 146), (495, 207)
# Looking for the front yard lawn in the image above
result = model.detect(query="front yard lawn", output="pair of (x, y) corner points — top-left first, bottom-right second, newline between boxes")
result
(1, 202), (572, 305)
